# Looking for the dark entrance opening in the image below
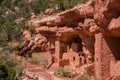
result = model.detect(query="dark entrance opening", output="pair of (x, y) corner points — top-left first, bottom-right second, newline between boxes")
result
(105, 36), (120, 60)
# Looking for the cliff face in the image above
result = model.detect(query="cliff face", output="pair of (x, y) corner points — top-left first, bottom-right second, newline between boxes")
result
(21, 0), (120, 79)
(29, 0), (120, 36)
(22, 0), (120, 55)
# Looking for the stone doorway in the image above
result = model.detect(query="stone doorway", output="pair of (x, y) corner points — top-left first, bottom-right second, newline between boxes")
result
(59, 34), (83, 59)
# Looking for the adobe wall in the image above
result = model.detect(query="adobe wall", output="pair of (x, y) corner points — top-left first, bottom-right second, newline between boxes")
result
(80, 35), (95, 63)
(59, 59), (70, 67)
(103, 36), (120, 79)
(95, 33), (120, 79)
(62, 52), (82, 68)
(95, 33), (102, 79)
(111, 61), (120, 79)
(60, 42), (67, 59)
(48, 38), (55, 51)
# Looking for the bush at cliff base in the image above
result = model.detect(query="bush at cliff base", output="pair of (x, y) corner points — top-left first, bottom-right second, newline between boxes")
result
(0, 51), (25, 80)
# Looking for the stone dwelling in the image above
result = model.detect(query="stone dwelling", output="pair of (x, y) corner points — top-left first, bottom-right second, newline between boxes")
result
(22, 0), (120, 79)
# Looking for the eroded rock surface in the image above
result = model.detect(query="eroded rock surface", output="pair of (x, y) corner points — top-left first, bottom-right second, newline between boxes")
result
(28, 0), (120, 36)
(19, 32), (49, 56)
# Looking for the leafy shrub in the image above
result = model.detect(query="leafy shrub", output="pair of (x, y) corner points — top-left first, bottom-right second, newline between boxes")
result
(77, 75), (89, 80)
(0, 62), (8, 80)
(77, 67), (96, 80)
(54, 67), (73, 78)
(28, 26), (35, 34)
(28, 55), (48, 68)
(0, 52), (25, 80)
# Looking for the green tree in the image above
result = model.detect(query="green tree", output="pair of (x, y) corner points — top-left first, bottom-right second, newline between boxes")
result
(0, 52), (25, 80)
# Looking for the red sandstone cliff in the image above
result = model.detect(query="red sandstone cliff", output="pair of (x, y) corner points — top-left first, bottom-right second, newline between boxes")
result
(21, 0), (120, 79)
(21, 0), (120, 57)
(21, 0), (119, 55)
(28, 0), (120, 36)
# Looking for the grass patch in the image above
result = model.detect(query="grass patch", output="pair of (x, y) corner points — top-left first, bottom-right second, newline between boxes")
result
(54, 67), (73, 79)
